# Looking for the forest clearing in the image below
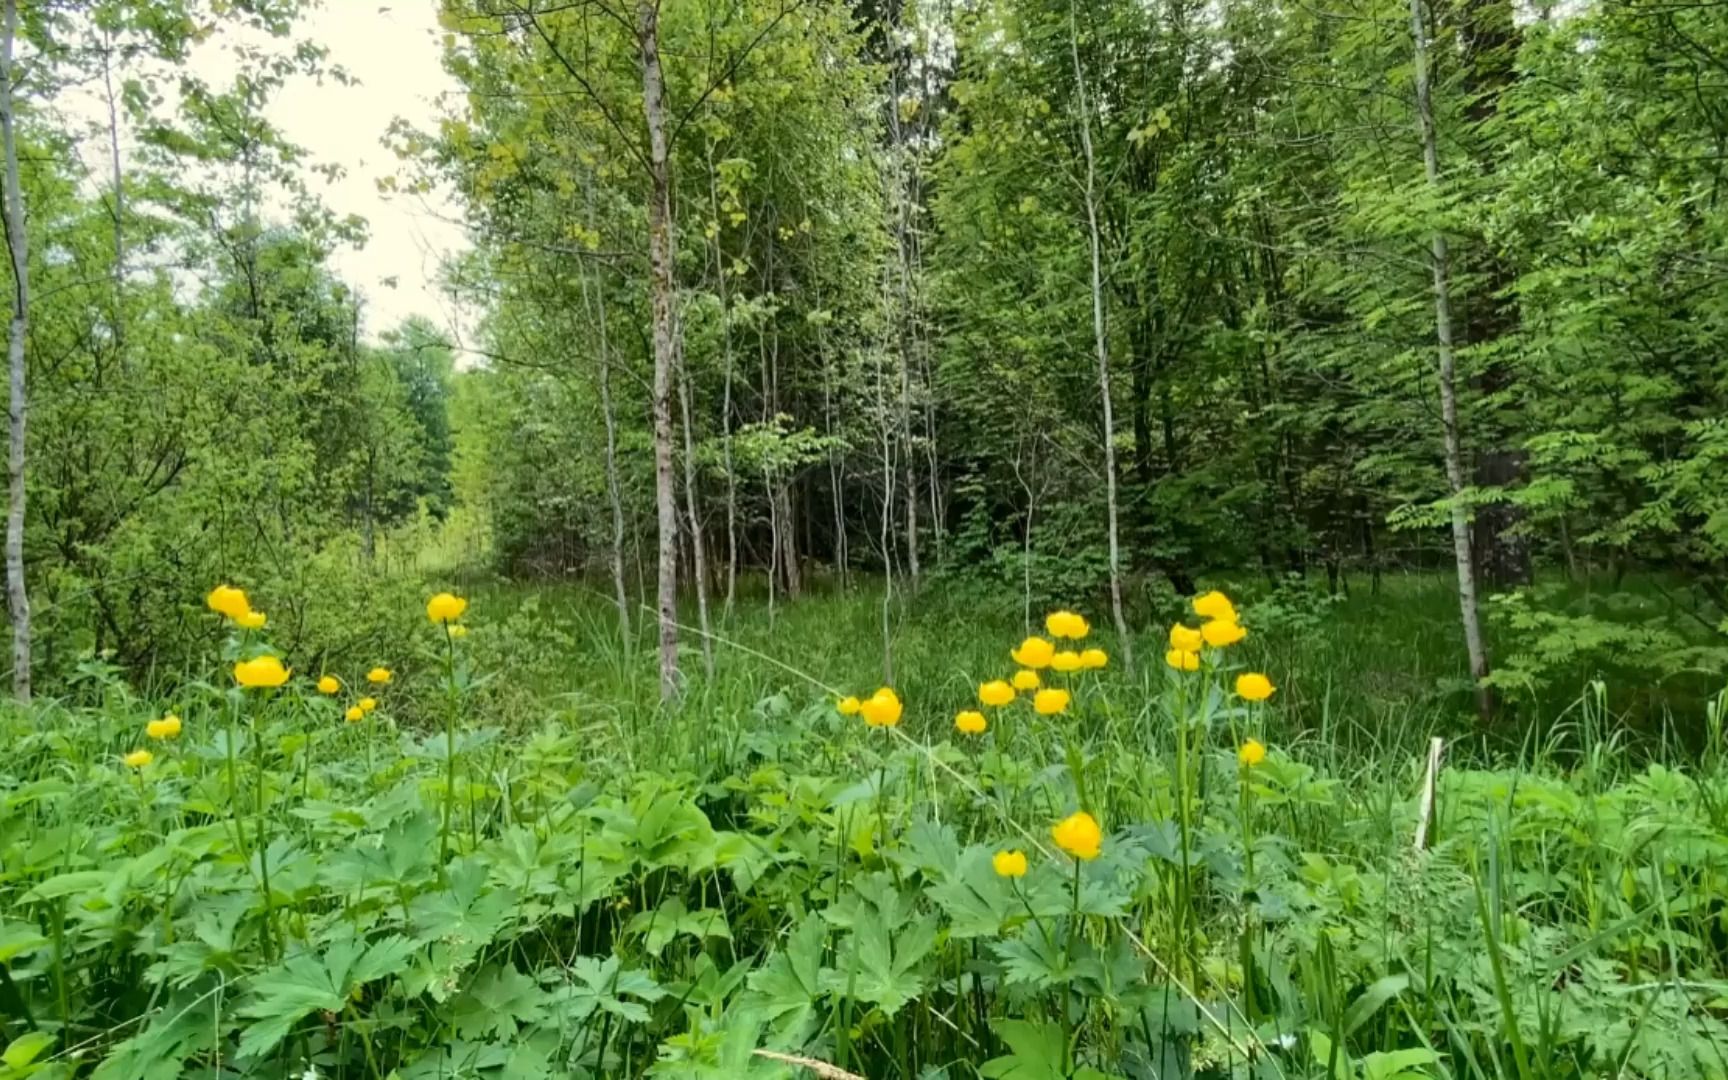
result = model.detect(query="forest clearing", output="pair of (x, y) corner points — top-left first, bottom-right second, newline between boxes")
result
(3, 0), (1728, 1078)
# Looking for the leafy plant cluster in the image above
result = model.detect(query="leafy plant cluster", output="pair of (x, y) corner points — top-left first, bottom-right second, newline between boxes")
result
(3, 593), (1728, 1079)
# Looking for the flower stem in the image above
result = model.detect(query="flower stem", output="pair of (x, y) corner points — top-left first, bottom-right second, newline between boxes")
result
(438, 624), (459, 871)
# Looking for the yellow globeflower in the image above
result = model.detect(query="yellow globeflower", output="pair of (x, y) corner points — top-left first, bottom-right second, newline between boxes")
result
(1236, 673), (1276, 702)
(345, 705), (365, 723)
(448, 625), (469, 639)
(206, 584), (251, 621)
(861, 688), (903, 728)
(1164, 648), (1199, 672)
(1032, 688), (1071, 716)
(1080, 648), (1108, 670)
(1169, 623), (1204, 652)
(317, 675), (340, 695)
(1050, 650), (1083, 673)
(233, 655), (290, 689)
(1193, 590), (1238, 623)
(236, 610), (267, 630)
(367, 667), (392, 685)
(954, 710), (987, 735)
(1202, 619), (1247, 647)
(1051, 811), (1103, 860)
(979, 680), (1016, 707)
(836, 696), (862, 716)
(359, 696), (378, 713)
(1045, 610), (1090, 639)
(1011, 636), (1055, 669)
(1011, 669), (1041, 691)
(427, 592), (468, 624)
(124, 749), (153, 769)
(1238, 739), (1267, 767)
(992, 850), (1028, 878)
(146, 715), (182, 741)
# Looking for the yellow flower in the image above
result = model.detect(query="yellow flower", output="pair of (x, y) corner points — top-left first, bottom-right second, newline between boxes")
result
(979, 680), (1015, 707)
(837, 696), (862, 716)
(1010, 636), (1055, 669)
(954, 710), (987, 735)
(359, 696), (378, 713)
(236, 610), (267, 630)
(317, 675), (341, 695)
(1050, 650), (1083, 673)
(1202, 619), (1247, 647)
(124, 749), (153, 769)
(1032, 688), (1071, 715)
(861, 687), (902, 728)
(1080, 648), (1108, 670)
(206, 584), (251, 621)
(1011, 669), (1041, 691)
(448, 625), (469, 639)
(367, 667), (392, 685)
(233, 655), (290, 689)
(1238, 739), (1267, 767)
(146, 715), (182, 741)
(1169, 623), (1204, 652)
(992, 850), (1028, 878)
(1193, 590), (1238, 623)
(1236, 673), (1275, 702)
(1164, 648), (1199, 672)
(1045, 610), (1090, 639)
(427, 592), (468, 624)
(1051, 811), (1102, 860)
(345, 705), (365, 723)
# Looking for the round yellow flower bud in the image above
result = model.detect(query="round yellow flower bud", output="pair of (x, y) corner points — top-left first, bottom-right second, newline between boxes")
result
(124, 749), (153, 769)
(992, 850), (1028, 878)
(427, 592), (468, 624)
(317, 675), (341, 695)
(1032, 688), (1071, 716)
(1011, 669), (1041, 691)
(1169, 623), (1204, 652)
(861, 688), (902, 728)
(1051, 811), (1102, 860)
(1238, 739), (1267, 767)
(1236, 673), (1275, 702)
(979, 680), (1015, 707)
(233, 655), (290, 689)
(1193, 590), (1237, 623)
(1164, 648), (1199, 672)
(146, 715), (182, 741)
(1010, 636), (1055, 669)
(1201, 619), (1247, 647)
(367, 667), (392, 685)
(954, 710), (987, 735)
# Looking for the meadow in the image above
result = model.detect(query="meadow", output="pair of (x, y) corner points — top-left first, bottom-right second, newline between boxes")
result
(4, 574), (1726, 1080)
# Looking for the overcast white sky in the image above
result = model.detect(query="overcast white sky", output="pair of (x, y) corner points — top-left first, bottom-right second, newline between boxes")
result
(58, 1), (473, 343)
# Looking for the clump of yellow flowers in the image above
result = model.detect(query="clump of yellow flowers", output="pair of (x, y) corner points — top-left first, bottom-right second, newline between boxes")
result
(145, 715), (181, 741)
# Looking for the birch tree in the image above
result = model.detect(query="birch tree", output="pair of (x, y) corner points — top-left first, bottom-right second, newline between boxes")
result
(2, 0), (30, 701)
(1408, 0), (1491, 717)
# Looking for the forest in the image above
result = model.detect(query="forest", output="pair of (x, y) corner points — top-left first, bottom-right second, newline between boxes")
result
(2, 0), (1728, 1077)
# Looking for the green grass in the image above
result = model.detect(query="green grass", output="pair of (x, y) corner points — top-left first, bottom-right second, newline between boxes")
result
(3, 574), (1726, 1079)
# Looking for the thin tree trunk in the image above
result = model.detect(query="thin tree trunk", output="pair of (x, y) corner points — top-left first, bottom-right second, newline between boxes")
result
(876, 342), (895, 685)
(640, 1), (679, 701)
(706, 150), (739, 614)
(1409, 0), (1492, 720)
(2, 0), (32, 702)
(101, 37), (125, 351)
(1069, 13), (1133, 675)
(676, 346), (714, 677)
(595, 270), (631, 641)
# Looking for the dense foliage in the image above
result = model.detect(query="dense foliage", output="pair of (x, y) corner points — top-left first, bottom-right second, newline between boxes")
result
(8, 588), (1728, 1080)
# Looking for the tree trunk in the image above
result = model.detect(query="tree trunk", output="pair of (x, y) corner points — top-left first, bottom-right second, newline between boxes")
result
(595, 268), (631, 641)
(705, 152), (739, 615)
(1070, 12), (1133, 674)
(676, 346), (714, 677)
(640, 1), (679, 701)
(2, 0), (32, 702)
(1409, 0), (1492, 721)
(102, 36), (125, 352)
